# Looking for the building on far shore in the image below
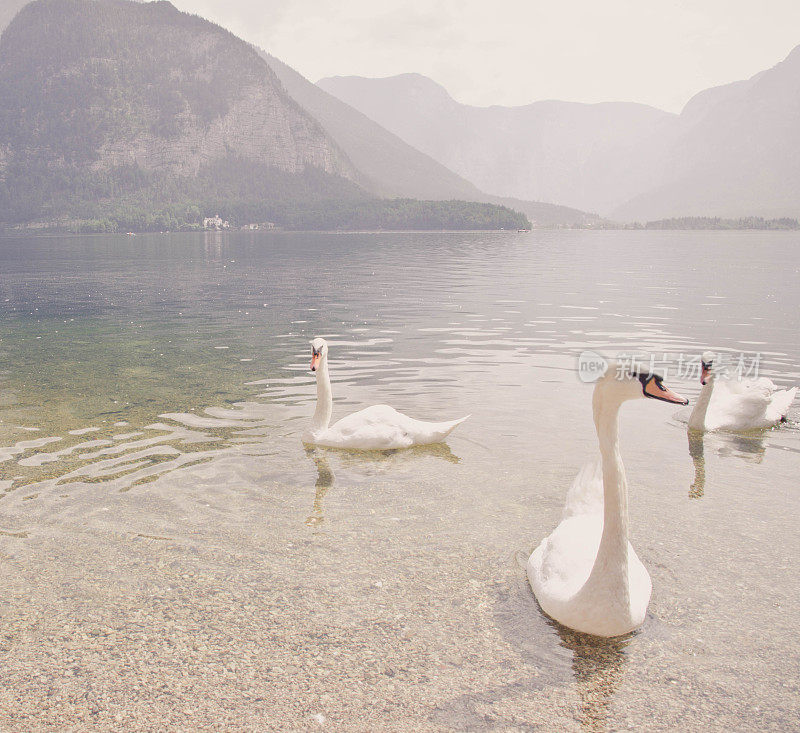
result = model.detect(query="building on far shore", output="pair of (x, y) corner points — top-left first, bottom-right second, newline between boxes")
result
(203, 214), (229, 230)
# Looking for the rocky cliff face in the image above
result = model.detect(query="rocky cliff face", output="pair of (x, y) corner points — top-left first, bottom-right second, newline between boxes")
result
(0, 0), (355, 183)
(96, 81), (346, 177)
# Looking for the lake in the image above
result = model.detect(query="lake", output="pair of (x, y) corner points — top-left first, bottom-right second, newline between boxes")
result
(0, 230), (798, 730)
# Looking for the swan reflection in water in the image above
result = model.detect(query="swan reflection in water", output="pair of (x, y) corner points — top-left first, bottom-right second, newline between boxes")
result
(717, 432), (766, 463)
(686, 429), (766, 499)
(687, 431), (706, 499)
(304, 447), (335, 526)
(487, 568), (631, 731)
(303, 443), (460, 526)
(553, 622), (629, 732)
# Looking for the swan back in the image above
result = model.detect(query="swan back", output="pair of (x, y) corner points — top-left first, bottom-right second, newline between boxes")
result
(317, 405), (469, 450)
(690, 369), (797, 431)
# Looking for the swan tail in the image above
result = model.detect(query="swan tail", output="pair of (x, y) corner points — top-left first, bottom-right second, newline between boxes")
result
(425, 414), (470, 442)
(768, 386), (797, 423)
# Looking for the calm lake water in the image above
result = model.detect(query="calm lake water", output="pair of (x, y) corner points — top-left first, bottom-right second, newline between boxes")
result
(0, 230), (798, 730)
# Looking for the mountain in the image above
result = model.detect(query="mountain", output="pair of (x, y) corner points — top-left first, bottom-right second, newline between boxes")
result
(0, 0), (32, 37)
(0, 0), (361, 224)
(318, 73), (677, 216)
(262, 53), (593, 227)
(0, 0), (376, 231)
(0, 0), (147, 35)
(9, 1), (794, 225)
(0, 0), (539, 231)
(262, 52), (483, 201)
(320, 50), (800, 221)
(0, 0), (357, 179)
(613, 46), (800, 221)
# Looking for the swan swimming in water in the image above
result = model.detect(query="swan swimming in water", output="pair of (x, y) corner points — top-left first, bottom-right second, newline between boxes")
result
(687, 351), (796, 432)
(527, 362), (689, 638)
(301, 338), (469, 450)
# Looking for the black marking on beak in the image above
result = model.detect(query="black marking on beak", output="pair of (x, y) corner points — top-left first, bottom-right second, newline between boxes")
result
(310, 346), (321, 372)
(701, 359), (712, 386)
(643, 374), (689, 405)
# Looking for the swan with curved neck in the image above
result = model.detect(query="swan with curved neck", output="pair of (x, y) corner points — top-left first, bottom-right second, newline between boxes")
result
(688, 351), (796, 432)
(527, 362), (688, 637)
(302, 338), (469, 450)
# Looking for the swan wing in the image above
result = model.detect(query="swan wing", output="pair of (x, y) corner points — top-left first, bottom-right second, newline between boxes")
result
(561, 456), (603, 520)
(528, 514), (602, 606)
(707, 379), (795, 430)
(529, 517), (653, 633)
(627, 545), (653, 626)
(317, 405), (468, 450)
(530, 457), (604, 605)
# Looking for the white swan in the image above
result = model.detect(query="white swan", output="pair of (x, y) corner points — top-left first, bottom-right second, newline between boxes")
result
(527, 363), (689, 638)
(301, 338), (469, 450)
(688, 351), (796, 432)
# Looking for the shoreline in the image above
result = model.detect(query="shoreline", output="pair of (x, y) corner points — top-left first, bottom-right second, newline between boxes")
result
(3, 226), (800, 238)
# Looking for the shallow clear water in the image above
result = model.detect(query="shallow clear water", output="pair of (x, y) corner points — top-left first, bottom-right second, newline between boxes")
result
(0, 230), (798, 730)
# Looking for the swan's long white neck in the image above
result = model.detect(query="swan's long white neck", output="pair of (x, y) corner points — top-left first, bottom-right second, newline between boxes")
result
(582, 385), (630, 605)
(688, 375), (715, 431)
(311, 358), (333, 433)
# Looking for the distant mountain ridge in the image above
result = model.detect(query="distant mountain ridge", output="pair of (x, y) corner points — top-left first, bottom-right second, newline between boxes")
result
(318, 73), (677, 215)
(6, 0), (796, 223)
(262, 53), (483, 201)
(613, 45), (800, 220)
(262, 53), (593, 226)
(320, 50), (800, 220)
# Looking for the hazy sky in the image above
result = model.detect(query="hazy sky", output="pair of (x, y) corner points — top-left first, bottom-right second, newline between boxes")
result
(5, 0), (800, 112)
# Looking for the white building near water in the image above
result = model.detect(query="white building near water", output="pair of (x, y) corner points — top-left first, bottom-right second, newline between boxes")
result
(203, 214), (229, 230)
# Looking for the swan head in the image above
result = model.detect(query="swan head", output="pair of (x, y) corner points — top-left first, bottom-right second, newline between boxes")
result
(597, 360), (689, 405)
(310, 337), (328, 373)
(700, 351), (716, 385)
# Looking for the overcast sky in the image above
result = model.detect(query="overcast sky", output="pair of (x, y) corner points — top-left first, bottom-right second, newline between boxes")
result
(7, 0), (799, 112)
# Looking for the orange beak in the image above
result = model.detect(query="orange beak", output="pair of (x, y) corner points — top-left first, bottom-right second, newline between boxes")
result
(701, 363), (710, 385)
(644, 376), (689, 405)
(310, 352), (321, 372)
